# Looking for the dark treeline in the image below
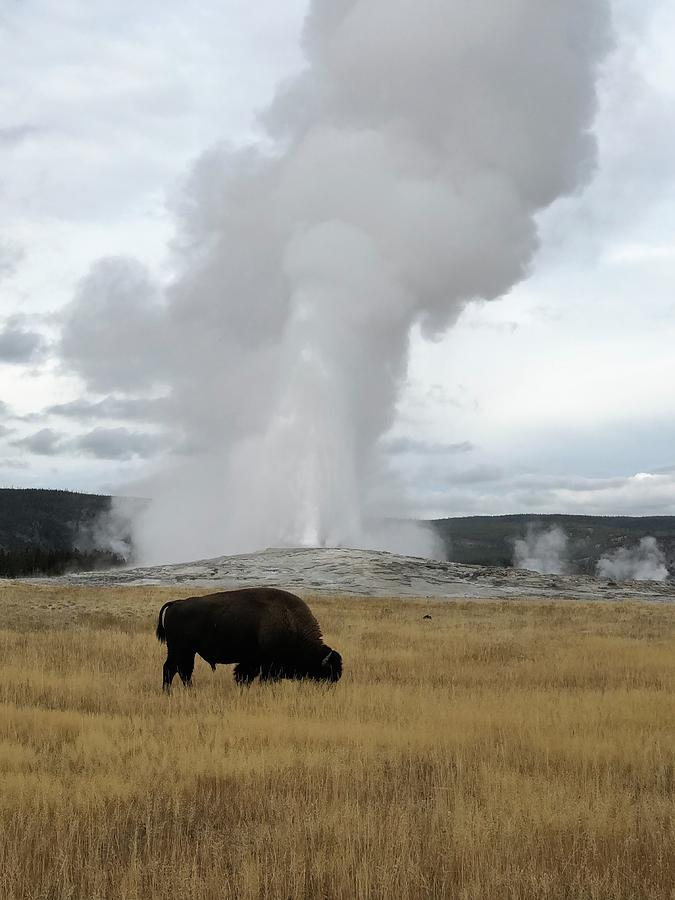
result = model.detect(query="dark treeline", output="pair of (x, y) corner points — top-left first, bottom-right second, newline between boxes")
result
(0, 487), (137, 576)
(0, 547), (127, 578)
(430, 513), (675, 572)
(0, 487), (112, 549)
(3, 488), (675, 576)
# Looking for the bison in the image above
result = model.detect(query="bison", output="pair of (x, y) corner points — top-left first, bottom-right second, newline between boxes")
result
(155, 587), (342, 692)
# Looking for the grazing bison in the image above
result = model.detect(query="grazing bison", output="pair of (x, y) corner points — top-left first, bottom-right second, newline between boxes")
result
(156, 587), (342, 692)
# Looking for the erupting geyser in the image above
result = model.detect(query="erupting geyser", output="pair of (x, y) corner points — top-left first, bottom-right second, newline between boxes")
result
(63, 0), (613, 564)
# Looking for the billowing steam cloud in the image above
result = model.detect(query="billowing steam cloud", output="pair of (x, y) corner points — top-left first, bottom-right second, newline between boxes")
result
(61, 1), (612, 564)
(596, 537), (669, 582)
(75, 497), (145, 562)
(513, 526), (569, 575)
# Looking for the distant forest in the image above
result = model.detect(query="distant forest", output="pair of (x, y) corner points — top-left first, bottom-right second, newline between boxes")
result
(2, 488), (675, 577)
(0, 488), (129, 577)
(430, 513), (675, 574)
(0, 546), (127, 578)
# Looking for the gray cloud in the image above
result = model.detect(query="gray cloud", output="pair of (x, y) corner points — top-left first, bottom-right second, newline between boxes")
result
(0, 317), (47, 364)
(440, 465), (505, 485)
(383, 437), (476, 456)
(0, 244), (23, 280)
(0, 124), (41, 146)
(75, 427), (164, 460)
(0, 458), (29, 470)
(45, 394), (170, 423)
(12, 427), (65, 456)
(408, 469), (675, 520)
(407, 460), (505, 491)
(10, 424), (163, 461)
(652, 463), (675, 476)
(59, 257), (167, 391)
(509, 473), (629, 493)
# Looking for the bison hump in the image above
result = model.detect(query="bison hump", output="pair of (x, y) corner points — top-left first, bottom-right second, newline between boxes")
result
(259, 593), (323, 649)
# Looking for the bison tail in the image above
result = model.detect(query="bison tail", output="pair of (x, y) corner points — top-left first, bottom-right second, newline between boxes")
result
(156, 601), (174, 643)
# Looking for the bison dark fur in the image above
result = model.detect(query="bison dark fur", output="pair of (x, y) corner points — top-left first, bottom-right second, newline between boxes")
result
(156, 587), (342, 692)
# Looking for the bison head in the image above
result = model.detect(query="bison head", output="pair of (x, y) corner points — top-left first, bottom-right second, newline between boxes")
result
(268, 645), (343, 683)
(318, 647), (342, 683)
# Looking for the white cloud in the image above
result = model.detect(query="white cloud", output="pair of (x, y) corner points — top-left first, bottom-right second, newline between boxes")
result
(602, 242), (675, 264)
(0, 0), (307, 313)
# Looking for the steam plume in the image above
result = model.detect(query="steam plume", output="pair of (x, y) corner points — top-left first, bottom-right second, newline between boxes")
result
(513, 526), (569, 575)
(75, 497), (143, 562)
(62, 1), (612, 563)
(596, 537), (669, 582)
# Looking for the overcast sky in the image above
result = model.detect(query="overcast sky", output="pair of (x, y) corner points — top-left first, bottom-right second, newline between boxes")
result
(1, 0), (675, 520)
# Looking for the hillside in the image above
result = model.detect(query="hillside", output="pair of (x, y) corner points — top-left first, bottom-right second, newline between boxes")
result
(2, 488), (675, 577)
(430, 513), (675, 574)
(0, 488), (111, 551)
(0, 488), (133, 576)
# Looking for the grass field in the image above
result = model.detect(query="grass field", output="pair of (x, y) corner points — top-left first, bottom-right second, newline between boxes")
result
(0, 580), (673, 899)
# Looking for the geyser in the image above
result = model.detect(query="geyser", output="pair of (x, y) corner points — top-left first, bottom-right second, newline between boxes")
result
(61, 0), (613, 564)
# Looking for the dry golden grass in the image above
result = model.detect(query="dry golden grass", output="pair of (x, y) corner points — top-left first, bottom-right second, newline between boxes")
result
(0, 580), (673, 899)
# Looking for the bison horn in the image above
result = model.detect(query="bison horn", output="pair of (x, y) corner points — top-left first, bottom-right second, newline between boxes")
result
(321, 651), (333, 667)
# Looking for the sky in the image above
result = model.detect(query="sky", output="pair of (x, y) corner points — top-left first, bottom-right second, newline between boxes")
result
(1, 0), (675, 526)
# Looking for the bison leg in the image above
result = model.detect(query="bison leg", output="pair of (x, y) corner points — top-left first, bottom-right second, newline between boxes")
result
(259, 661), (284, 683)
(177, 652), (195, 688)
(163, 656), (178, 693)
(234, 661), (260, 686)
